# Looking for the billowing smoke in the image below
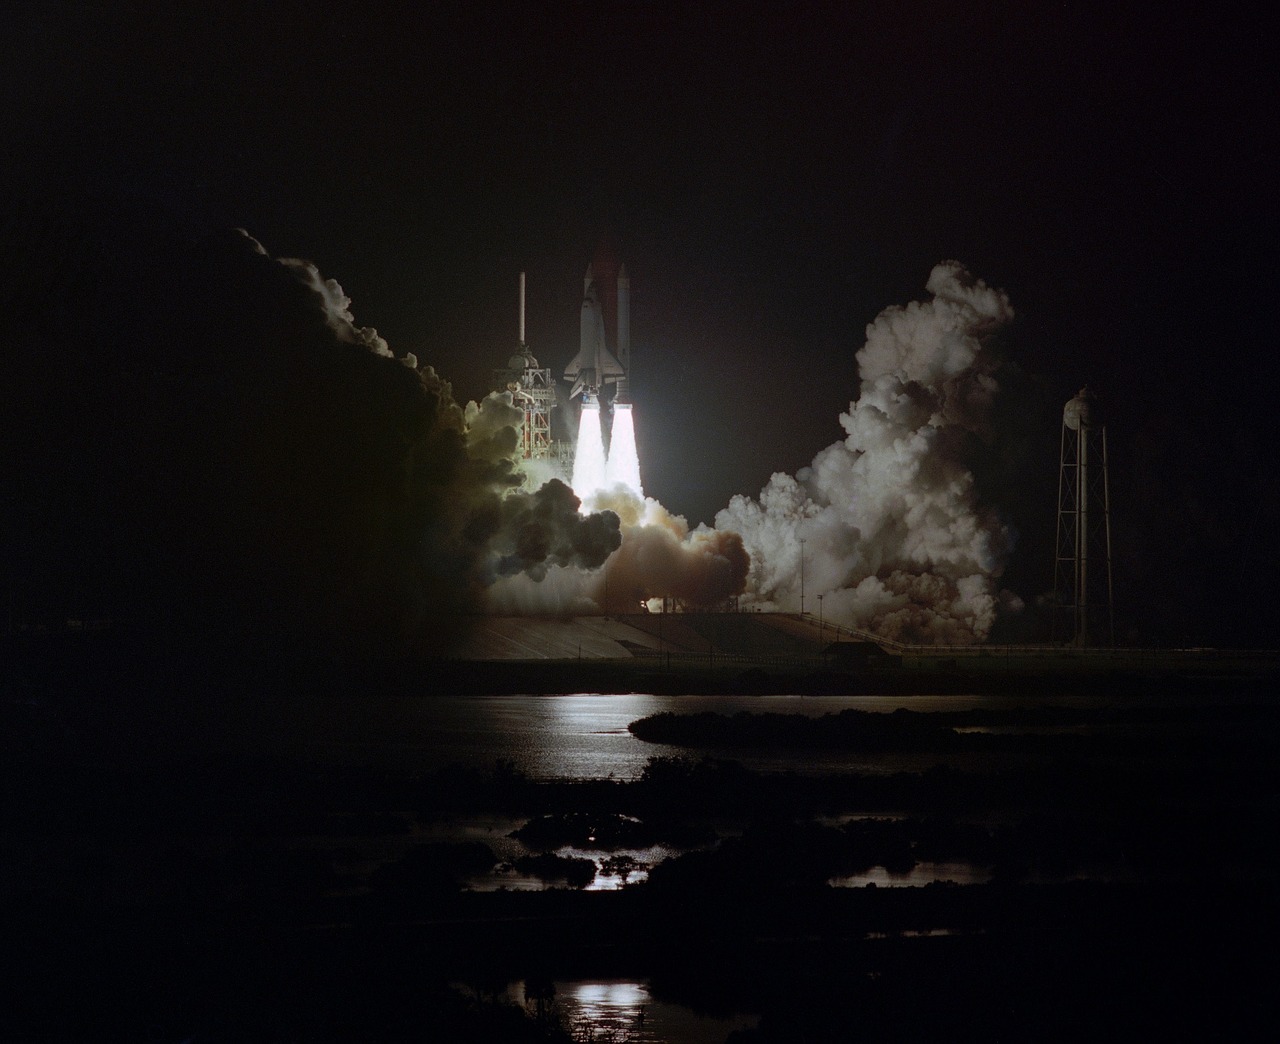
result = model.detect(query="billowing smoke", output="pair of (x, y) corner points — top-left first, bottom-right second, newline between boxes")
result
(468, 475), (622, 583)
(597, 491), (749, 611)
(266, 259), (624, 633)
(239, 228), (394, 359)
(486, 488), (749, 613)
(715, 261), (1018, 643)
(1, 212), (621, 654)
(280, 265), (394, 358)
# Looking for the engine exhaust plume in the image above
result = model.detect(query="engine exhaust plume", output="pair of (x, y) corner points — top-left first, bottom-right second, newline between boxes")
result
(571, 403), (608, 506)
(604, 403), (643, 498)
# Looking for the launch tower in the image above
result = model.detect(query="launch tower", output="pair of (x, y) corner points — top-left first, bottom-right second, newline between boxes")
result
(493, 272), (557, 461)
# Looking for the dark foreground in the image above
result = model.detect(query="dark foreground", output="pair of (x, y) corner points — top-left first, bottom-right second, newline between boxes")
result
(9, 881), (1275, 1040)
(3, 636), (1278, 1040)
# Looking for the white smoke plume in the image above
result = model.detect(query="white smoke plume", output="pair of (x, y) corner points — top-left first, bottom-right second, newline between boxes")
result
(715, 261), (1016, 644)
(463, 391), (525, 467)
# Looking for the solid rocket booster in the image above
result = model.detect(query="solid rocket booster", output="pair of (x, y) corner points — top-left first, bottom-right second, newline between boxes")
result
(614, 263), (630, 404)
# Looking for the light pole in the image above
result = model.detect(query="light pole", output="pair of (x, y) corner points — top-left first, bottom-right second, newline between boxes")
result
(799, 538), (806, 616)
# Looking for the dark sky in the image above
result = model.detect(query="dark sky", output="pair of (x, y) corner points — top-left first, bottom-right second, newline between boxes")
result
(3, 2), (1276, 643)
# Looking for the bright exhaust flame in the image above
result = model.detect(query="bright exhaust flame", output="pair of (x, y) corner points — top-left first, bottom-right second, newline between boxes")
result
(604, 404), (643, 499)
(572, 403), (608, 508)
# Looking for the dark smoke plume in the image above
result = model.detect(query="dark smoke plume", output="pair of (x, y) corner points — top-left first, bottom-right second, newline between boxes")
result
(0, 208), (618, 654)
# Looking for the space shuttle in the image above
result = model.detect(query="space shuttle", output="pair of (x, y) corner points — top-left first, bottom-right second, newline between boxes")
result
(564, 260), (630, 404)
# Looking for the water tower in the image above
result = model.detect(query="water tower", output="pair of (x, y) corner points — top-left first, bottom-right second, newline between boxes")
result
(1053, 386), (1114, 646)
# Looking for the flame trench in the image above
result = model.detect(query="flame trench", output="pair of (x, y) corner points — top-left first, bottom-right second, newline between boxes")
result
(604, 404), (643, 499)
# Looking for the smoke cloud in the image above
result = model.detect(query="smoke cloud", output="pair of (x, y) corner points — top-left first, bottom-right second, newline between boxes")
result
(470, 477), (622, 583)
(486, 487), (749, 614)
(4, 200), (1014, 651)
(715, 261), (1017, 643)
(1, 212), (622, 654)
(278, 257), (394, 358)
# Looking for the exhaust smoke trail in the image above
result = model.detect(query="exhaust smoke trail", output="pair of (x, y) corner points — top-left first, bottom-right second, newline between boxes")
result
(715, 261), (1019, 644)
(604, 404), (643, 499)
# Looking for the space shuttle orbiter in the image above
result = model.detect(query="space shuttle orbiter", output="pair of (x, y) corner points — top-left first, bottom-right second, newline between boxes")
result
(564, 263), (626, 403)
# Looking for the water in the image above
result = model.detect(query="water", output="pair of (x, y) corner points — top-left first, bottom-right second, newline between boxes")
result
(829, 860), (991, 888)
(210, 689), (1256, 899)
(294, 691), (1112, 779)
(498, 979), (757, 1044)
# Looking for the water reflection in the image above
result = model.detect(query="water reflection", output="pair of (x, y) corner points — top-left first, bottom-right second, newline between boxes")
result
(829, 860), (991, 888)
(407, 692), (1054, 780)
(464, 843), (673, 893)
(568, 844), (671, 890)
(291, 691), (1128, 779)
(568, 981), (648, 1038)
(504, 979), (756, 1044)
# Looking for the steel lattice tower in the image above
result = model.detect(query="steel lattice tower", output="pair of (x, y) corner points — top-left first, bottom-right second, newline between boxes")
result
(1053, 386), (1114, 646)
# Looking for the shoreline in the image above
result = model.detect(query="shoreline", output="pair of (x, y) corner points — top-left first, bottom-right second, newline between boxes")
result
(5, 627), (1278, 702)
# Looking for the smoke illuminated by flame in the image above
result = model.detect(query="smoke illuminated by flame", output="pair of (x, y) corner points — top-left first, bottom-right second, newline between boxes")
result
(491, 400), (748, 613)
(604, 404), (643, 499)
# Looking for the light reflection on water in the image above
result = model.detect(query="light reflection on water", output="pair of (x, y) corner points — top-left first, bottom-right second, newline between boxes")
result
(320, 693), (1134, 895)
(563, 843), (672, 890)
(464, 843), (675, 893)
(381, 692), (1103, 780)
(829, 860), (991, 888)
(289, 691), (1126, 779)
(503, 979), (757, 1044)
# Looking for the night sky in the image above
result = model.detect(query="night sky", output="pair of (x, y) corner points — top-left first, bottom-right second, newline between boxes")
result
(3, 3), (1275, 646)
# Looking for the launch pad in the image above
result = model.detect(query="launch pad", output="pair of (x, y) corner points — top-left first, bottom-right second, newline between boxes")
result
(494, 247), (642, 504)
